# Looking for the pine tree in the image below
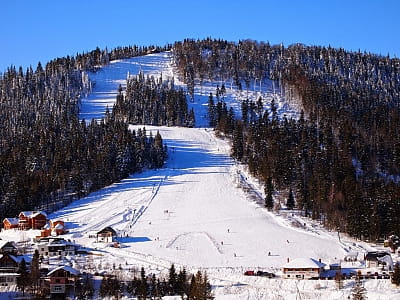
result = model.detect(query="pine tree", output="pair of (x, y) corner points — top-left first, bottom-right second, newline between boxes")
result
(392, 262), (400, 286)
(168, 263), (177, 295)
(17, 258), (30, 296)
(138, 267), (147, 299)
(30, 249), (41, 296)
(352, 276), (367, 300)
(286, 188), (295, 210)
(208, 93), (216, 127)
(177, 267), (188, 297)
(264, 177), (274, 210)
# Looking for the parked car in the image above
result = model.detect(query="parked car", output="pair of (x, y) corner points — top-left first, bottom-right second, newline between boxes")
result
(257, 271), (276, 278)
(244, 270), (255, 276)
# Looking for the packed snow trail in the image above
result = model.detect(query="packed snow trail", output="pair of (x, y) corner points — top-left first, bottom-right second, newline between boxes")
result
(60, 52), (348, 269)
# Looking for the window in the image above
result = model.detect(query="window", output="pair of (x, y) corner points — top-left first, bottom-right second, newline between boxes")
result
(55, 278), (60, 283)
(53, 285), (63, 292)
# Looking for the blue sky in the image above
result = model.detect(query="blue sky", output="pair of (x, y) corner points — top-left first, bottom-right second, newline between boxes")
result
(1, 0), (399, 71)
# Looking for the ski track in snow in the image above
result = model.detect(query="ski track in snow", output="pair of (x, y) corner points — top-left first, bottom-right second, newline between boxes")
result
(3, 52), (399, 299)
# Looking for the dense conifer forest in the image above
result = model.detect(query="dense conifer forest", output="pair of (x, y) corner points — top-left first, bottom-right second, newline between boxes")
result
(113, 72), (195, 127)
(172, 38), (400, 241)
(0, 45), (170, 221)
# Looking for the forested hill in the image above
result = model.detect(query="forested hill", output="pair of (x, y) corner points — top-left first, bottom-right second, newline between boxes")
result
(172, 38), (400, 241)
(1, 38), (400, 242)
(0, 45), (170, 220)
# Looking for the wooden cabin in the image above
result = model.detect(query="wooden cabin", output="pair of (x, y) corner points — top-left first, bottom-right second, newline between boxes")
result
(96, 226), (117, 243)
(47, 265), (79, 296)
(0, 241), (17, 255)
(2, 218), (19, 230)
(18, 211), (47, 230)
(50, 220), (65, 236)
(0, 254), (31, 273)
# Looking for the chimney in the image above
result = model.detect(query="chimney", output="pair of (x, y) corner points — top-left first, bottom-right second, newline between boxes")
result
(319, 258), (321, 263)
(287, 257), (290, 263)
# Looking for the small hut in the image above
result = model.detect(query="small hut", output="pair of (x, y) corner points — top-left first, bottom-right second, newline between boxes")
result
(96, 227), (117, 243)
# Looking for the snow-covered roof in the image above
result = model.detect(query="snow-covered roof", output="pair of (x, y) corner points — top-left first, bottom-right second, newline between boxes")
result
(365, 251), (391, 261)
(283, 258), (325, 269)
(47, 265), (79, 276)
(20, 211), (34, 217)
(0, 240), (16, 249)
(19, 211), (47, 218)
(97, 226), (117, 235)
(54, 223), (64, 229)
(3, 218), (19, 225)
(32, 211), (47, 218)
(9, 255), (32, 264)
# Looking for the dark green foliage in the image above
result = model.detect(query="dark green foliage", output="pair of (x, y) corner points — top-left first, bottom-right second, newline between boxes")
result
(99, 275), (121, 298)
(125, 265), (212, 299)
(30, 250), (40, 296)
(168, 263), (177, 295)
(264, 177), (274, 210)
(17, 258), (30, 295)
(75, 273), (94, 300)
(188, 271), (213, 300)
(113, 72), (194, 127)
(0, 48), (167, 220)
(392, 263), (400, 286)
(286, 188), (295, 210)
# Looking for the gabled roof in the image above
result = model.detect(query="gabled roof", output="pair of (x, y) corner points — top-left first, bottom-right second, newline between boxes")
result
(7, 254), (32, 264)
(47, 265), (79, 276)
(19, 211), (47, 218)
(365, 251), (391, 261)
(32, 211), (47, 218)
(0, 240), (16, 249)
(283, 258), (326, 269)
(97, 226), (117, 236)
(54, 223), (64, 230)
(3, 218), (19, 225)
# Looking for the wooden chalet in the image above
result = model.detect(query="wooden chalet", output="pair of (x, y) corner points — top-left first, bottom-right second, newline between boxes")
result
(0, 240), (17, 255)
(18, 211), (47, 230)
(47, 265), (79, 297)
(50, 220), (66, 236)
(96, 226), (117, 243)
(282, 258), (326, 279)
(2, 218), (19, 230)
(0, 254), (31, 273)
(38, 219), (66, 239)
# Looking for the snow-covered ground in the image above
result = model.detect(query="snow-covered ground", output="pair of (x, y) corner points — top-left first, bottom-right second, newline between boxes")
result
(79, 51), (301, 126)
(2, 52), (400, 299)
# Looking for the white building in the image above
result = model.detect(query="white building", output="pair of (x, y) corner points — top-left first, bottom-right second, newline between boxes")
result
(37, 238), (76, 258)
(282, 258), (326, 279)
